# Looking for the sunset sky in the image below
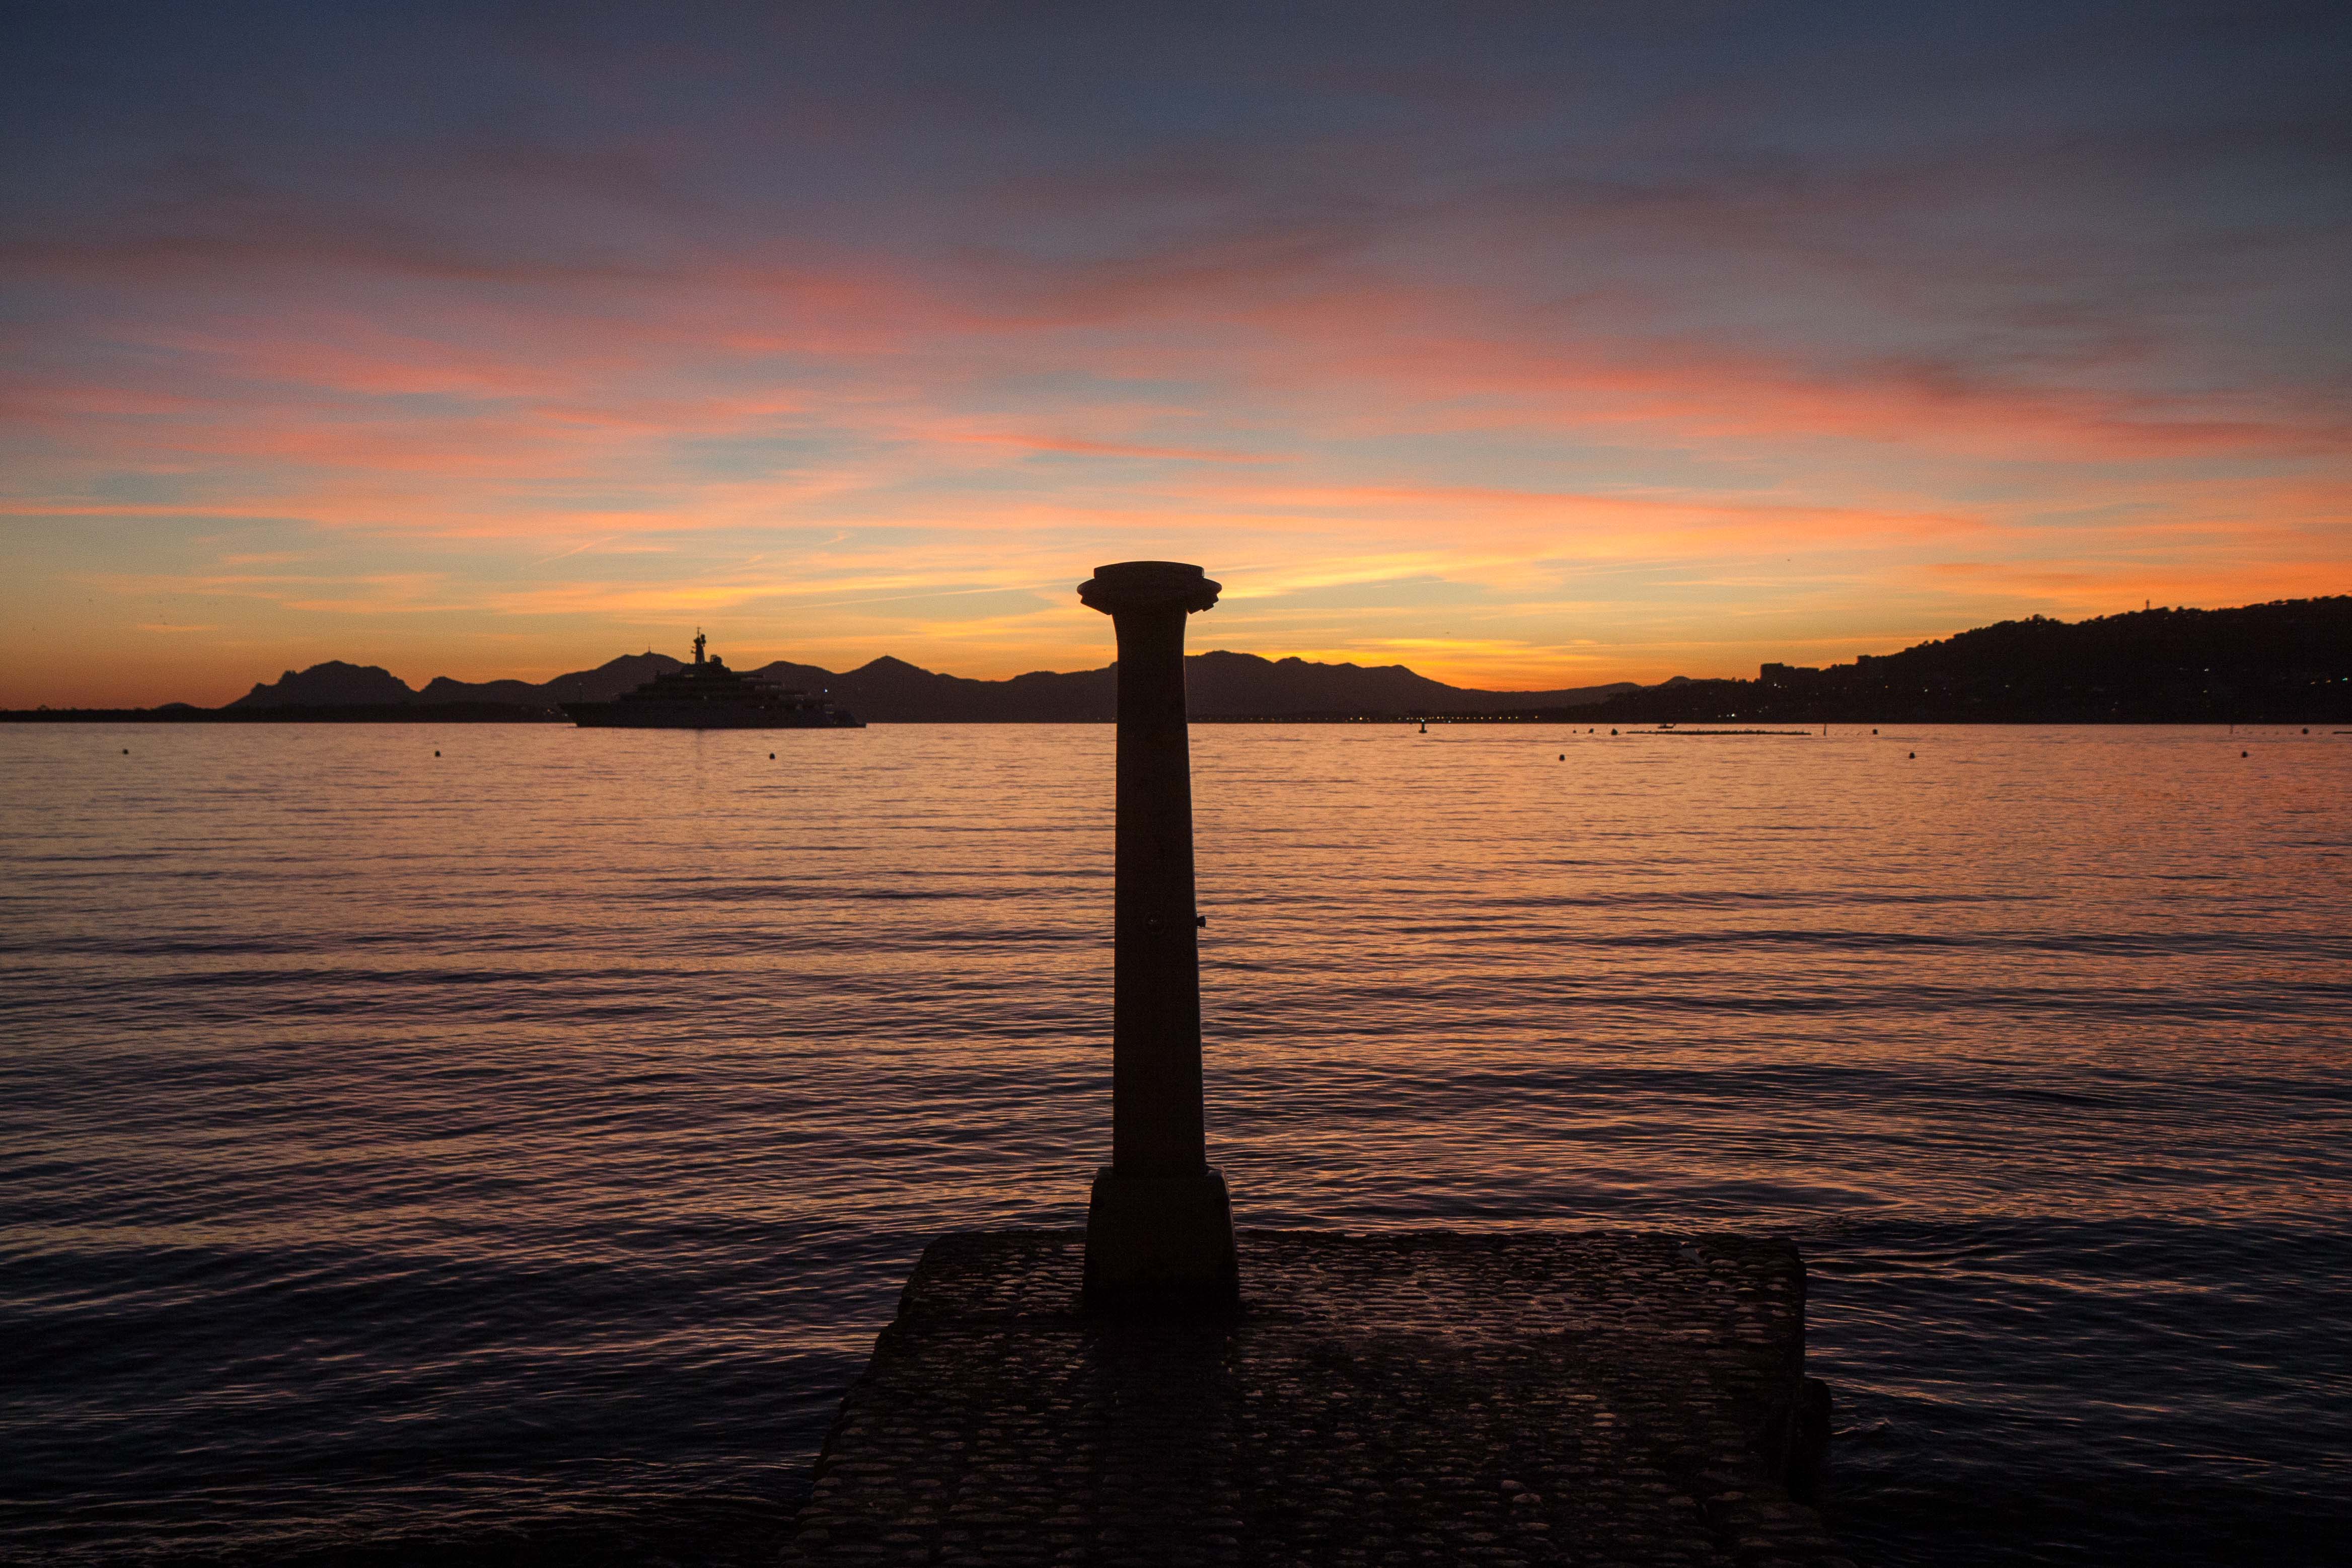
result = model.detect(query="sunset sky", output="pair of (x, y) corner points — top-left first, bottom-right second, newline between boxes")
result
(4, 2), (2347, 707)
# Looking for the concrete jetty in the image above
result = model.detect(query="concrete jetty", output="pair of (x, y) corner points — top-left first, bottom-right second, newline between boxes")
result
(782, 563), (1843, 1563)
(783, 1229), (1842, 1565)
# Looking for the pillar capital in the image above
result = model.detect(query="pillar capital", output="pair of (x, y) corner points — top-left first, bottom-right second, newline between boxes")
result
(1077, 561), (1221, 617)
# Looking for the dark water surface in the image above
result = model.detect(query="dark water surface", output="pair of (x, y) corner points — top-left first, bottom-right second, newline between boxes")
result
(3, 723), (2346, 1566)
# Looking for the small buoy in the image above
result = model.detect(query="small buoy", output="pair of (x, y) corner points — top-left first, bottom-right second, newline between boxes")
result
(1558, 753), (1565, 761)
(434, 750), (440, 757)
(1872, 727), (1879, 735)
(2242, 750), (2249, 758)
(1610, 727), (1618, 735)
(122, 748), (129, 755)
(1908, 751), (1916, 759)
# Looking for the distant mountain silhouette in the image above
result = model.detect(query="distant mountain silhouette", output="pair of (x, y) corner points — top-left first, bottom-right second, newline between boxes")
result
(751, 654), (1069, 721)
(741, 650), (1634, 721)
(192, 648), (1628, 721)
(420, 652), (684, 707)
(228, 661), (420, 708)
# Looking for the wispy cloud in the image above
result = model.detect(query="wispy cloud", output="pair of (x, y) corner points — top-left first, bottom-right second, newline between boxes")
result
(4, 4), (2346, 706)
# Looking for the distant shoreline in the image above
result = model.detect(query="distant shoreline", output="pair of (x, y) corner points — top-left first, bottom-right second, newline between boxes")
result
(13, 594), (2346, 727)
(0, 704), (566, 724)
(5, 710), (2338, 727)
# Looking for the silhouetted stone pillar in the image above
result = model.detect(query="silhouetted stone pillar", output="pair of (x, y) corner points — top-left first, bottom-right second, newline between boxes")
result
(1076, 561), (1239, 1311)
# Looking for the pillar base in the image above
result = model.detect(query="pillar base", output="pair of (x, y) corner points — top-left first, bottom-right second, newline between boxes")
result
(1082, 1165), (1240, 1313)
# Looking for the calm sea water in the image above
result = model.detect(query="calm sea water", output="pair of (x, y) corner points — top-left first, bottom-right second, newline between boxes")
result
(3, 722), (2347, 1566)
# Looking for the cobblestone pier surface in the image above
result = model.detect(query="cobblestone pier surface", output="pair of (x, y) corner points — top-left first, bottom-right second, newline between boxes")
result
(784, 1230), (1846, 1567)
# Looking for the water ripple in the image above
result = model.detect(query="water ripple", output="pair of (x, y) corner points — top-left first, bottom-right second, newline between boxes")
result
(2, 722), (2347, 1565)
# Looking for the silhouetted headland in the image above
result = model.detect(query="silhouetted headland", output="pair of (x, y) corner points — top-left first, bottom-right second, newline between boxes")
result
(1538, 596), (2352, 726)
(784, 563), (1841, 1565)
